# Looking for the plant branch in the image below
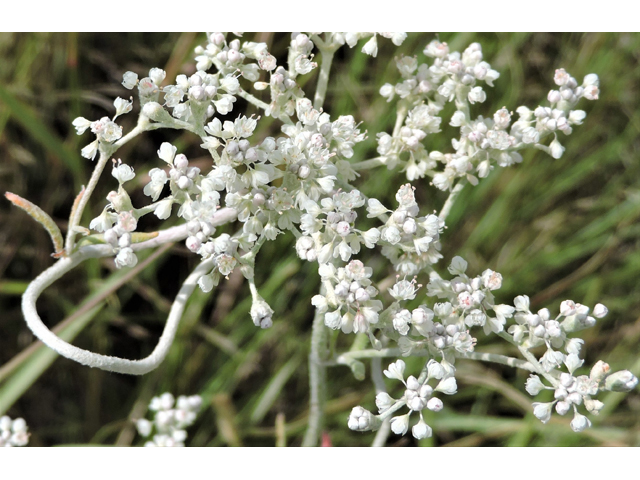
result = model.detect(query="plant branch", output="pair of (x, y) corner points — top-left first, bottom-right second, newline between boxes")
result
(438, 178), (468, 222)
(313, 45), (337, 111)
(302, 302), (328, 447)
(65, 114), (152, 254)
(21, 207), (237, 374)
(460, 351), (536, 372)
(370, 357), (391, 447)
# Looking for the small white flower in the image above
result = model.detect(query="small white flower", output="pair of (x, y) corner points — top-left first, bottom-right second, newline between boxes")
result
(592, 303), (608, 318)
(122, 71), (139, 89)
(549, 137), (565, 159)
(149, 67), (166, 85)
(367, 198), (389, 218)
(154, 198), (173, 220)
(375, 392), (395, 414)
(81, 139), (99, 160)
(514, 295), (530, 312)
(411, 418), (432, 439)
(570, 412), (592, 432)
(72, 117), (92, 135)
(112, 162), (135, 184)
(435, 377), (457, 395)
(448, 256), (468, 275)
(361, 36), (378, 57)
(113, 97), (133, 118)
(525, 375), (546, 396)
(468, 86), (486, 104)
(384, 360), (406, 382)
(136, 419), (153, 437)
(157, 142), (177, 164)
(532, 402), (553, 423)
(115, 247), (138, 268)
(482, 269), (502, 290)
(390, 413), (410, 435)
(198, 274), (214, 293)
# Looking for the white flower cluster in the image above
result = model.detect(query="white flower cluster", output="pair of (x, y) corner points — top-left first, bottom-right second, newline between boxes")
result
(135, 392), (202, 447)
(371, 183), (444, 274)
(312, 260), (383, 334)
(56, 33), (636, 445)
(0, 416), (29, 447)
(528, 356), (638, 432)
(378, 256), (508, 360)
(376, 41), (599, 189)
(348, 359), (456, 440)
(73, 97), (132, 160)
(507, 296), (608, 371)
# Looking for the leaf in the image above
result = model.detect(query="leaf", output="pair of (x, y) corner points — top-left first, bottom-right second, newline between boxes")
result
(5, 192), (65, 257)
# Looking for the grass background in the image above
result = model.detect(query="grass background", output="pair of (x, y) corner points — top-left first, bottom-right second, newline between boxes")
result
(0, 32), (638, 447)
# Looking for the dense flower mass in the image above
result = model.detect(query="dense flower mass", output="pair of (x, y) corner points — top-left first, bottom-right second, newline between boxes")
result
(12, 32), (636, 448)
(135, 393), (202, 447)
(67, 33), (636, 439)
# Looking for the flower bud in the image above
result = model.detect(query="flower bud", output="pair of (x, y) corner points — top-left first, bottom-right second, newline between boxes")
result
(603, 370), (639, 392)
(390, 413), (410, 435)
(525, 375), (546, 396)
(348, 406), (378, 432)
(142, 102), (174, 123)
(592, 303), (608, 318)
(570, 412), (592, 432)
(411, 418), (433, 440)
(197, 274), (215, 293)
(532, 402), (553, 424)
(590, 360), (610, 383)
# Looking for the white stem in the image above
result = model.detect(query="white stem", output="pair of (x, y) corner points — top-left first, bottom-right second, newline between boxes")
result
(313, 44), (337, 111)
(370, 357), (391, 447)
(22, 254), (213, 374)
(439, 178), (467, 222)
(21, 207), (237, 375)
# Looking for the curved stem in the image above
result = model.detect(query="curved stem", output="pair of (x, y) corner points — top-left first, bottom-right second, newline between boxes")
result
(21, 207), (237, 375)
(22, 252), (213, 375)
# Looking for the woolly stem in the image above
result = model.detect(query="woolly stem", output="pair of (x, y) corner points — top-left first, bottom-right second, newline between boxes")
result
(370, 357), (391, 447)
(21, 207), (237, 374)
(22, 253), (213, 375)
(439, 178), (468, 221)
(351, 157), (386, 171)
(302, 304), (328, 447)
(313, 44), (337, 111)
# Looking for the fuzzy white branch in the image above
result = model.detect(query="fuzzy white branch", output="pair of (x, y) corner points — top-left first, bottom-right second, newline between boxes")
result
(21, 207), (237, 375)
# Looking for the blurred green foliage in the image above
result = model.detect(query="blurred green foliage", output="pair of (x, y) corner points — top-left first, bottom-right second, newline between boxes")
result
(0, 32), (638, 446)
